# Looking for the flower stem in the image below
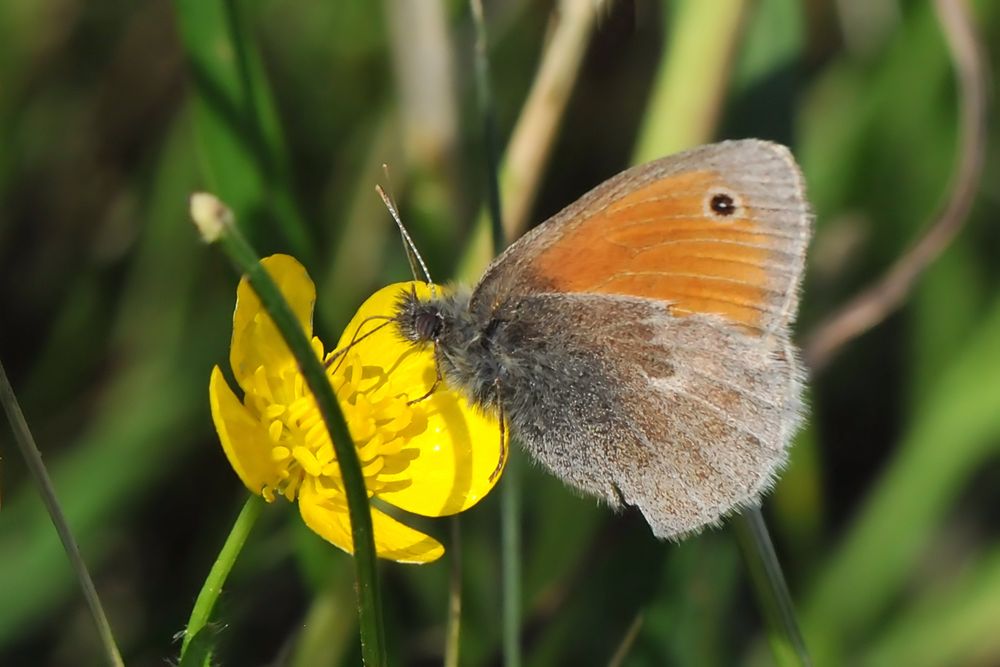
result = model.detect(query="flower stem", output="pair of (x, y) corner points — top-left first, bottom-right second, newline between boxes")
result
(733, 506), (812, 666)
(191, 194), (387, 666)
(181, 494), (264, 657)
(444, 517), (463, 667)
(0, 360), (124, 667)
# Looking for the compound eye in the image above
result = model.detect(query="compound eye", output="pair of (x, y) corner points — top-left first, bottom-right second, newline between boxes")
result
(414, 310), (442, 341)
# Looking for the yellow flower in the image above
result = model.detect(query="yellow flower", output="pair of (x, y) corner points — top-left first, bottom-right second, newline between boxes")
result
(209, 254), (506, 563)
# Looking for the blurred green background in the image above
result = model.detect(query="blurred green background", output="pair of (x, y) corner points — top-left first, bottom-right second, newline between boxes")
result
(1, 0), (998, 665)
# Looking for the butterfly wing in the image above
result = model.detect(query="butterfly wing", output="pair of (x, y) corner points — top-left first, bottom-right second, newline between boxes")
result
(485, 291), (804, 538)
(474, 140), (810, 337)
(470, 140), (811, 537)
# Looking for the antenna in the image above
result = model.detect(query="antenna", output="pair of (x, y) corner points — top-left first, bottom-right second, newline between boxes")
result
(375, 180), (436, 298)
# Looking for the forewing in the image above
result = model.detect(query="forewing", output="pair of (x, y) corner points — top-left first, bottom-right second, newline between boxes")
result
(474, 140), (811, 336)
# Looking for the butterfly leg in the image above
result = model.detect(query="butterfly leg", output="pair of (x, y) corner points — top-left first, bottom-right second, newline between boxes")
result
(325, 315), (394, 373)
(489, 378), (507, 483)
(407, 342), (444, 405)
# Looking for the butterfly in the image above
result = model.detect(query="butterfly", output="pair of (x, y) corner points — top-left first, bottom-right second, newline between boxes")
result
(394, 139), (810, 538)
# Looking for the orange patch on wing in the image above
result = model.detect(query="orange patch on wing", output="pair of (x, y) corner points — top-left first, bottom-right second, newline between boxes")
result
(532, 170), (783, 332)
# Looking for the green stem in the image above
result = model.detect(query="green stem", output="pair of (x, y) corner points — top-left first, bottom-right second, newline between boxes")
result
(501, 451), (522, 667)
(195, 201), (386, 665)
(469, 3), (521, 665)
(444, 517), (463, 667)
(733, 507), (812, 667)
(0, 360), (124, 667)
(181, 494), (264, 656)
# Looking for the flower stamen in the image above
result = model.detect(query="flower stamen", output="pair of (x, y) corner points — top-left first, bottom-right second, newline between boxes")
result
(292, 446), (323, 477)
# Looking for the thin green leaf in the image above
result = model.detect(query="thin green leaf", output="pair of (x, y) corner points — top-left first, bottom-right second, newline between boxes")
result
(173, 0), (312, 258)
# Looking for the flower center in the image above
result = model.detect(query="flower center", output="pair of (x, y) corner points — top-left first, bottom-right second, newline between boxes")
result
(246, 337), (422, 503)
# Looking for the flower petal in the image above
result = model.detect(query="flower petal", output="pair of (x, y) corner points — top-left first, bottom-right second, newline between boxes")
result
(298, 479), (444, 563)
(377, 393), (507, 517)
(209, 366), (284, 495)
(335, 281), (417, 352)
(231, 254), (316, 392)
(338, 282), (507, 517)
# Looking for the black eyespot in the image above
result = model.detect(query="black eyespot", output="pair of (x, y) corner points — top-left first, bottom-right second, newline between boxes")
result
(709, 192), (737, 217)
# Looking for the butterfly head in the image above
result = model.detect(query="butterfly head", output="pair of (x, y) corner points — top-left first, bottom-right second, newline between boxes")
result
(394, 286), (446, 344)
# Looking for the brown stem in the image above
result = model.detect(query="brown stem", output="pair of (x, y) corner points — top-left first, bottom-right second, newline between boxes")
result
(803, 0), (988, 372)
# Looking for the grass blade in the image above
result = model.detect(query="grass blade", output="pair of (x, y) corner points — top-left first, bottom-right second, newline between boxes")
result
(732, 507), (811, 666)
(173, 0), (312, 258)
(0, 360), (124, 667)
